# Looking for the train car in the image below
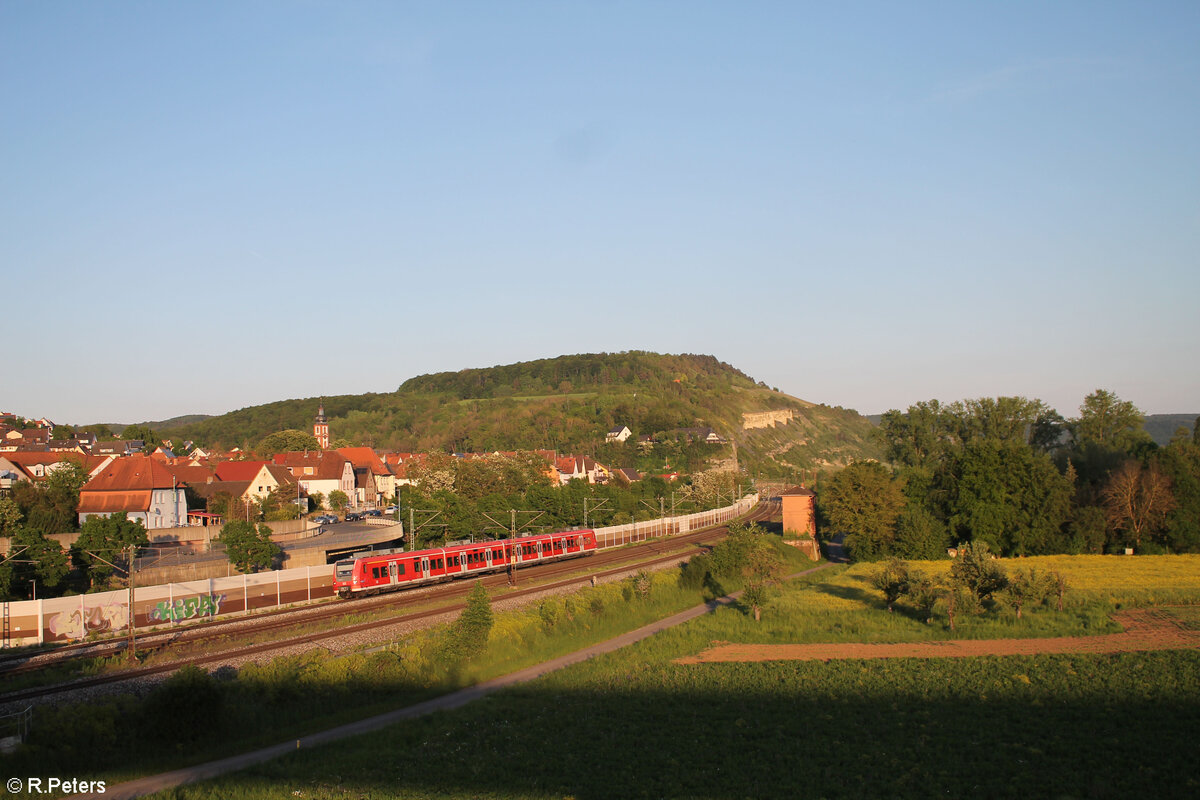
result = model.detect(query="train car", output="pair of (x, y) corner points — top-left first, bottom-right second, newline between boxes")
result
(333, 529), (597, 598)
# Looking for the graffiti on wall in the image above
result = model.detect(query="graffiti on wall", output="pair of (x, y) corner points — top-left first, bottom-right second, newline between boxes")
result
(47, 602), (129, 640)
(149, 593), (223, 623)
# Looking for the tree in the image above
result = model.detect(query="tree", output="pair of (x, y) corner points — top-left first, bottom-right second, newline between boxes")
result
(73, 513), (149, 590)
(1101, 461), (1176, 548)
(999, 567), (1052, 619)
(120, 423), (162, 451)
(438, 581), (494, 666)
(257, 430), (320, 455)
(741, 538), (785, 621)
(0, 497), (22, 534)
(1070, 390), (1151, 452)
(904, 569), (943, 624)
(875, 401), (959, 470)
(219, 520), (281, 573)
(894, 506), (949, 560)
(2, 527), (69, 599)
(949, 541), (1008, 608)
(328, 490), (349, 513)
(821, 461), (907, 561)
(869, 558), (911, 612)
(949, 439), (1073, 555)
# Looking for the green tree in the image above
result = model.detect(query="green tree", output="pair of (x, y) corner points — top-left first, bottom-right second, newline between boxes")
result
(120, 423), (162, 451)
(219, 520), (281, 573)
(949, 541), (1008, 608)
(822, 461), (907, 561)
(438, 581), (494, 666)
(741, 538), (785, 622)
(328, 490), (349, 513)
(257, 429), (320, 455)
(904, 569), (943, 624)
(73, 513), (149, 590)
(0, 496), (22, 534)
(869, 557), (911, 612)
(949, 439), (1073, 555)
(2, 527), (70, 599)
(1070, 389), (1152, 452)
(894, 506), (949, 560)
(999, 568), (1052, 619)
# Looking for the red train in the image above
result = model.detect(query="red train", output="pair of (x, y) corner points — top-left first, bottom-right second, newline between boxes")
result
(333, 529), (597, 598)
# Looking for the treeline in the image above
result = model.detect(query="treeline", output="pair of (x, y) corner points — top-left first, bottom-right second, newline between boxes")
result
(399, 352), (757, 399)
(393, 451), (744, 549)
(822, 391), (1200, 560)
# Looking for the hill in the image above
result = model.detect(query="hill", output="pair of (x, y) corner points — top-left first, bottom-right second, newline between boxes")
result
(163, 352), (880, 477)
(1144, 414), (1199, 446)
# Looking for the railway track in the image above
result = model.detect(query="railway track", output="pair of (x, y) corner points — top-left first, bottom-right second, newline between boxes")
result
(0, 503), (774, 703)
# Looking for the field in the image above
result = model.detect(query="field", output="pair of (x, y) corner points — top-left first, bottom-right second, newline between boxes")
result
(7, 549), (1200, 798)
(143, 552), (1200, 799)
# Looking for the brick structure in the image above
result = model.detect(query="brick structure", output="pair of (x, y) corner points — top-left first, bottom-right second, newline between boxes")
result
(780, 485), (819, 559)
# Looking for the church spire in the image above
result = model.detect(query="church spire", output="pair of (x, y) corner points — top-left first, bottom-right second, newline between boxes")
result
(314, 402), (329, 449)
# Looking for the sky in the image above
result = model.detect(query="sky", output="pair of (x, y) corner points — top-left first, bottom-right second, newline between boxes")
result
(2, 1), (1197, 425)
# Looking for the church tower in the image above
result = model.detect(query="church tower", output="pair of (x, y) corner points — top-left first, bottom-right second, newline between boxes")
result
(314, 403), (329, 449)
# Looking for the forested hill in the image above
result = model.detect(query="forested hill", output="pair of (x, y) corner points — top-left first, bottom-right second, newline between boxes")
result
(156, 353), (879, 476)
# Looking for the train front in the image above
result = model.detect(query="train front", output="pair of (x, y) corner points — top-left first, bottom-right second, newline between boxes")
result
(333, 558), (358, 598)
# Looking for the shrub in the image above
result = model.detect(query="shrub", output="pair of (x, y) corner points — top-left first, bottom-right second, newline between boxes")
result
(141, 665), (224, 744)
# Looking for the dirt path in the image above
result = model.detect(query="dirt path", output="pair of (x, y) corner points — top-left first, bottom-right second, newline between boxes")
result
(676, 607), (1200, 664)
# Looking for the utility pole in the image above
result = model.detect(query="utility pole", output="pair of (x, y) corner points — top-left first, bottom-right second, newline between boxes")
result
(127, 544), (136, 661)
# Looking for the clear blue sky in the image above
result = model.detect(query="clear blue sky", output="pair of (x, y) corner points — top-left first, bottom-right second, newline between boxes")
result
(3, 1), (1197, 425)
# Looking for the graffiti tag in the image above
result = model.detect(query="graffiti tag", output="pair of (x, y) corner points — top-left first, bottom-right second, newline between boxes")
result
(150, 593), (224, 623)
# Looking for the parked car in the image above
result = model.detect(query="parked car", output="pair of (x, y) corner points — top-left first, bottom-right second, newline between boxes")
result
(312, 513), (338, 525)
(344, 511), (365, 522)
(364, 508), (383, 517)
(383, 506), (397, 514)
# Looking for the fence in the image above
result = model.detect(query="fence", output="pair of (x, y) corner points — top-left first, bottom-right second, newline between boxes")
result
(0, 706), (32, 754)
(0, 494), (759, 648)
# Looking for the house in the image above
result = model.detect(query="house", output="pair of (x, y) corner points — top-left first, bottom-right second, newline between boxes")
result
(606, 425), (632, 443)
(77, 455), (189, 529)
(555, 455), (611, 485)
(637, 434), (655, 452)
(0, 452), (111, 484)
(615, 468), (641, 483)
(337, 447), (392, 506)
(272, 451), (355, 505)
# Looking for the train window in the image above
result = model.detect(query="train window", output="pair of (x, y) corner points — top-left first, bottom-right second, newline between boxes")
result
(397, 563), (405, 575)
(371, 567), (380, 579)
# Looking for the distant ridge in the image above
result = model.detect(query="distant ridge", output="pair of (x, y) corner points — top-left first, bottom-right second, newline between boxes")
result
(158, 351), (880, 477)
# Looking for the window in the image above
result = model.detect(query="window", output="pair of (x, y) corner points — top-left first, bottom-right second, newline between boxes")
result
(372, 567), (381, 579)
(397, 563), (405, 575)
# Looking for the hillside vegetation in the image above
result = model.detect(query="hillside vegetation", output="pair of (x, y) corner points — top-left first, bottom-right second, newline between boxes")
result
(159, 352), (881, 476)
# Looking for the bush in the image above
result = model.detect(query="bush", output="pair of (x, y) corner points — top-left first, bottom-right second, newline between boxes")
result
(141, 665), (224, 744)
(538, 600), (559, 630)
(678, 554), (712, 590)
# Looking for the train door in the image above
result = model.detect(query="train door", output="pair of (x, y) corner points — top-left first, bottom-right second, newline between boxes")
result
(421, 557), (431, 580)
(388, 562), (399, 585)
(485, 548), (493, 569)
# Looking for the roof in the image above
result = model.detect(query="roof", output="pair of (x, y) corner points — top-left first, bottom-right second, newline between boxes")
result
(272, 450), (350, 481)
(780, 485), (816, 497)
(215, 460), (270, 482)
(81, 455), (182, 493)
(164, 464), (217, 485)
(336, 447), (389, 476)
(77, 491), (153, 514)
